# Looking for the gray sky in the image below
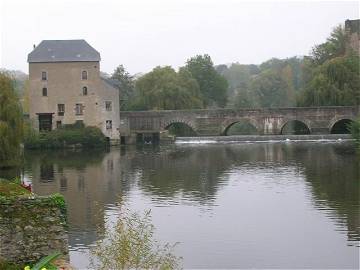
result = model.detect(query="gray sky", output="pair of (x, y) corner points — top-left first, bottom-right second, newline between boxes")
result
(0, 0), (358, 75)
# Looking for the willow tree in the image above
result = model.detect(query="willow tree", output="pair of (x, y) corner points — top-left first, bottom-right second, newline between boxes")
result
(0, 72), (23, 168)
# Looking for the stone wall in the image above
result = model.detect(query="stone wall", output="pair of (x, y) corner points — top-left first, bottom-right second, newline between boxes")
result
(120, 106), (360, 139)
(345, 19), (360, 55)
(0, 195), (68, 264)
(28, 61), (120, 140)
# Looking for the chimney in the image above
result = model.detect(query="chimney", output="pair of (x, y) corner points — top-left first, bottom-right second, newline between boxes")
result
(33, 44), (36, 49)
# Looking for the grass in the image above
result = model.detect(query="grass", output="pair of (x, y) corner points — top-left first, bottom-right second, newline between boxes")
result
(0, 179), (30, 197)
(0, 261), (26, 270)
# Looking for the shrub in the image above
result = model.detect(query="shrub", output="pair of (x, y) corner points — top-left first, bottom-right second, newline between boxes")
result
(91, 204), (181, 270)
(24, 125), (107, 149)
(349, 118), (360, 148)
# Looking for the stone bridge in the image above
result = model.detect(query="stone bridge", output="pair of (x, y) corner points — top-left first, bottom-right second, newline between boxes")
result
(119, 106), (359, 143)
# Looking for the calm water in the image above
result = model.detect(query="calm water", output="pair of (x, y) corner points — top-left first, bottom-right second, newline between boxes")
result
(22, 142), (359, 269)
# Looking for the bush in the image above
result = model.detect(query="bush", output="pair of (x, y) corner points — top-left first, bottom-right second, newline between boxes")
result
(91, 204), (181, 270)
(349, 118), (360, 148)
(24, 125), (107, 149)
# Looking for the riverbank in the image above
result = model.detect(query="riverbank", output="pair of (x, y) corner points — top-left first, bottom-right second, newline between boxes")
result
(176, 134), (353, 143)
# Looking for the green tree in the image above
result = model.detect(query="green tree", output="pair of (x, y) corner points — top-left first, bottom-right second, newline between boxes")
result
(297, 23), (359, 106)
(299, 55), (360, 106)
(226, 57), (303, 109)
(111, 65), (135, 111)
(249, 70), (291, 107)
(185, 54), (228, 107)
(132, 66), (203, 110)
(0, 72), (23, 168)
(310, 25), (347, 65)
(349, 118), (360, 149)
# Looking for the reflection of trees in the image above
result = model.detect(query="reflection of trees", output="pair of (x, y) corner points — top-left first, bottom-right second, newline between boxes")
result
(122, 143), (359, 244)
(24, 142), (359, 248)
(299, 144), (359, 245)
(122, 144), (299, 203)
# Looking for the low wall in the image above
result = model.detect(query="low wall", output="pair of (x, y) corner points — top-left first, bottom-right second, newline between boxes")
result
(0, 195), (68, 264)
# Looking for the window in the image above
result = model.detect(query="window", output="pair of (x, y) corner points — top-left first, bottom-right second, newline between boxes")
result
(75, 104), (84, 115)
(82, 86), (88, 95)
(106, 120), (112, 130)
(42, 87), (47, 96)
(105, 101), (112, 111)
(57, 104), (65, 116)
(56, 121), (62, 128)
(41, 71), (47, 81)
(81, 70), (88, 80)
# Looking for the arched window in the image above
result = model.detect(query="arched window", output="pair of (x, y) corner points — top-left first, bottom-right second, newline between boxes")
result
(83, 86), (88, 95)
(42, 87), (47, 96)
(81, 70), (88, 80)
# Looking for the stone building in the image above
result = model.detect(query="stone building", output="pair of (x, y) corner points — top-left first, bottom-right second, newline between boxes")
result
(28, 39), (120, 141)
(345, 19), (360, 55)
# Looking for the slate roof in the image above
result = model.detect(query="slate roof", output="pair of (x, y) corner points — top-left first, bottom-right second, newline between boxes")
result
(28, 40), (101, 63)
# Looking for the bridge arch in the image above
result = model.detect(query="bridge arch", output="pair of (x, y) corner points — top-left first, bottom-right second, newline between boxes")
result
(161, 119), (198, 136)
(329, 118), (354, 134)
(221, 118), (260, 136)
(280, 119), (311, 135)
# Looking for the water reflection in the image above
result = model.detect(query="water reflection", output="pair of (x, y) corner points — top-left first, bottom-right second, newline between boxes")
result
(21, 142), (359, 268)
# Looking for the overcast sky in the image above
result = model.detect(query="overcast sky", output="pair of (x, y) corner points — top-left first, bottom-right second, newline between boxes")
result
(0, 0), (358, 75)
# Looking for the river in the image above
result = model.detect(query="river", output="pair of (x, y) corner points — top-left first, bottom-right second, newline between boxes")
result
(22, 141), (359, 269)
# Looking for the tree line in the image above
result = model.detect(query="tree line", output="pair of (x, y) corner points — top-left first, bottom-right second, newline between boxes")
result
(109, 24), (359, 111)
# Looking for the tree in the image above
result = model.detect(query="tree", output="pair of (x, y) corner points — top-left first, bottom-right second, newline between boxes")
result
(299, 55), (360, 106)
(297, 23), (359, 107)
(185, 54), (228, 108)
(132, 66), (203, 110)
(111, 65), (135, 111)
(250, 70), (290, 107)
(310, 25), (347, 66)
(349, 118), (360, 149)
(0, 72), (23, 168)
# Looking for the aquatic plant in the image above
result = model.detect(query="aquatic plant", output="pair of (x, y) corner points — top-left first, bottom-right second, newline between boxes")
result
(91, 204), (182, 270)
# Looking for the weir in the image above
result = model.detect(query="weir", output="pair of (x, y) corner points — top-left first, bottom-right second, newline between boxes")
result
(175, 134), (353, 143)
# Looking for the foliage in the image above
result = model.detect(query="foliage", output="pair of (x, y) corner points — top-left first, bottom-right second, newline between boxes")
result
(167, 123), (197, 137)
(298, 24), (359, 107)
(132, 66), (203, 110)
(349, 118), (360, 148)
(0, 260), (26, 270)
(249, 69), (292, 107)
(298, 54), (360, 106)
(0, 178), (30, 198)
(310, 25), (347, 66)
(0, 72), (24, 168)
(91, 204), (181, 270)
(185, 54), (228, 107)
(26, 252), (61, 270)
(24, 125), (107, 149)
(225, 121), (258, 135)
(111, 65), (136, 111)
(48, 193), (67, 224)
(220, 57), (303, 109)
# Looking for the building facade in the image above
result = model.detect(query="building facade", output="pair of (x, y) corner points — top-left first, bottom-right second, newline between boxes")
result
(28, 40), (120, 141)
